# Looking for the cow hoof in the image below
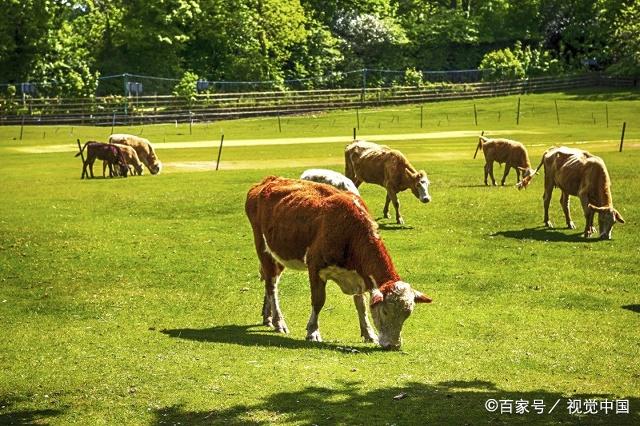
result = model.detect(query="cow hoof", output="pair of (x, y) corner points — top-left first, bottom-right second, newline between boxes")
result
(362, 335), (378, 344)
(383, 213), (390, 219)
(567, 222), (576, 230)
(397, 218), (405, 225)
(306, 331), (322, 342)
(263, 318), (273, 327)
(544, 221), (554, 228)
(274, 322), (289, 334)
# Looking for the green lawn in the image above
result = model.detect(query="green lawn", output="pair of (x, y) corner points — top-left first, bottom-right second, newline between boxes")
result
(1, 88), (639, 425)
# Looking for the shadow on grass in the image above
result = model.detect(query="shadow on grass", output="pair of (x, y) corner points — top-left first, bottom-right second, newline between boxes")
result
(150, 379), (639, 425)
(377, 221), (414, 231)
(0, 398), (64, 425)
(561, 88), (640, 102)
(622, 304), (640, 314)
(491, 227), (599, 243)
(160, 324), (383, 353)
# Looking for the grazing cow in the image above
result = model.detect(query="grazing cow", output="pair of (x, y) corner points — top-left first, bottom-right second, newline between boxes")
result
(300, 168), (360, 195)
(528, 146), (625, 239)
(102, 144), (144, 177)
(108, 133), (162, 174)
(344, 140), (431, 225)
(75, 141), (128, 179)
(475, 136), (536, 186)
(245, 176), (431, 349)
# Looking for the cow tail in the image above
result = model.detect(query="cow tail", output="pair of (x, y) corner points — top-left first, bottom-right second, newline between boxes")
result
(74, 142), (89, 157)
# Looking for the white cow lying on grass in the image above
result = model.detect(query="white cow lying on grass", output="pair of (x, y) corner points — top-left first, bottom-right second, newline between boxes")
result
(300, 168), (360, 195)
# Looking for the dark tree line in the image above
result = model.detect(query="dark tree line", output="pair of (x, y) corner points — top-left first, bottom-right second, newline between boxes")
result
(0, 0), (638, 97)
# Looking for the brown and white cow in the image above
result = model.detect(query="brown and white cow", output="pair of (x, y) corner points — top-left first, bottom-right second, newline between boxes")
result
(109, 133), (162, 175)
(475, 136), (537, 186)
(102, 144), (144, 177)
(75, 141), (128, 179)
(527, 146), (625, 239)
(345, 140), (431, 225)
(245, 176), (432, 349)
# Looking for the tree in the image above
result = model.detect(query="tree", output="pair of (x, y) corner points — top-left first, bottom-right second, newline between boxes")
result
(608, 1), (640, 75)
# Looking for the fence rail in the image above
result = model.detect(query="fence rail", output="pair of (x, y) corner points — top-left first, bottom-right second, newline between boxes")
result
(0, 73), (636, 126)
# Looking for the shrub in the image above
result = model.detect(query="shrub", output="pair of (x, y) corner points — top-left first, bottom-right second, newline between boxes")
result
(404, 67), (423, 87)
(479, 48), (525, 81)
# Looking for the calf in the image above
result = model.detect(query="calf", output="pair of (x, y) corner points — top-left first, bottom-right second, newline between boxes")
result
(102, 144), (144, 177)
(475, 136), (536, 186)
(245, 176), (431, 349)
(75, 141), (128, 179)
(345, 140), (431, 224)
(534, 146), (625, 239)
(300, 168), (360, 195)
(109, 133), (162, 174)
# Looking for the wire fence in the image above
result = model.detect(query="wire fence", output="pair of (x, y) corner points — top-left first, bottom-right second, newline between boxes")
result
(0, 73), (637, 126)
(1, 68), (492, 98)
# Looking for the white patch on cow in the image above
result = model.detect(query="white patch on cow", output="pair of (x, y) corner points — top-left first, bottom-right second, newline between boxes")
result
(319, 266), (367, 295)
(371, 281), (416, 349)
(262, 234), (307, 270)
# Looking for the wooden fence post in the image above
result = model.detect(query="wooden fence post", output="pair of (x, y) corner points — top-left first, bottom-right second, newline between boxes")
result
(554, 100), (560, 125)
(619, 122), (626, 152)
(516, 97), (521, 125)
(277, 112), (282, 133)
(473, 103), (478, 126)
(473, 130), (484, 159)
(420, 105), (424, 128)
(19, 115), (25, 140)
(216, 134), (225, 170)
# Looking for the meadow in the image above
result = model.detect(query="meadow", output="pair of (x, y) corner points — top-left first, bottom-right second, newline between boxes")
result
(1, 88), (639, 425)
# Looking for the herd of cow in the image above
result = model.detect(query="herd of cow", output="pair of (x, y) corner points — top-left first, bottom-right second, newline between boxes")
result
(75, 133), (163, 179)
(245, 137), (625, 349)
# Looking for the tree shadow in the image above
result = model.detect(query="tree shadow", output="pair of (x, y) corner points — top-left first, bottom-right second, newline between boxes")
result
(160, 324), (382, 354)
(0, 397), (64, 425)
(621, 304), (640, 314)
(491, 227), (600, 243)
(150, 379), (639, 425)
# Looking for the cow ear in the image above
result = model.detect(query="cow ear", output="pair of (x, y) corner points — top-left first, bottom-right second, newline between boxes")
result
(614, 209), (625, 224)
(414, 291), (432, 304)
(370, 289), (384, 306)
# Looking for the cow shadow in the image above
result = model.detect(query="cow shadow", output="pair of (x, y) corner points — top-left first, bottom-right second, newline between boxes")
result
(491, 227), (599, 243)
(622, 304), (640, 314)
(149, 379), (640, 425)
(160, 324), (382, 354)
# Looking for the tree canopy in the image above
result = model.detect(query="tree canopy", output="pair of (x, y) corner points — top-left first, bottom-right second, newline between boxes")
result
(0, 0), (637, 96)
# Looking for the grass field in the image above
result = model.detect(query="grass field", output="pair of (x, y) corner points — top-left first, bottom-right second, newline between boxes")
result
(1, 88), (639, 425)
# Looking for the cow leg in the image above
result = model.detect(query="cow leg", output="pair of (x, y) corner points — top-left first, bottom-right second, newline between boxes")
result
(500, 165), (511, 186)
(305, 269), (326, 342)
(560, 192), (575, 229)
(353, 294), (378, 343)
(483, 163), (489, 186)
(383, 194), (391, 219)
(580, 196), (596, 238)
(88, 160), (95, 178)
(515, 167), (521, 184)
(543, 173), (554, 227)
(387, 191), (403, 224)
(256, 248), (288, 332)
(488, 161), (497, 186)
(102, 161), (107, 178)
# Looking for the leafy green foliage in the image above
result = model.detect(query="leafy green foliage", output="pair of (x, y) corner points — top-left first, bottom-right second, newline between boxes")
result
(172, 71), (200, 106)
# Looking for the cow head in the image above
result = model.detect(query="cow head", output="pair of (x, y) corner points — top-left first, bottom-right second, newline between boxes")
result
(370, 281), (431, 350)
(588, 204), (625, 240)
(408, 169), (431, 203)
(148, 160), (162, 175)
(515, 167), (538, 190)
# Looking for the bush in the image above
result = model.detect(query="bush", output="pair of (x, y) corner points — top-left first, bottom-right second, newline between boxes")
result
(404, 67), (423, 87)
(479, 48), (525, 81)
(173, 72), (200, 107)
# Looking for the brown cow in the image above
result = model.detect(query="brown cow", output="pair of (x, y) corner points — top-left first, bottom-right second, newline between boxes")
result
(108, 134), (162, 174)
(345, 140), (431, 225)
(529, 146), (625, 239)
(475, 136), (536, 186)
(102, 144), (144, 177)
(75, 141), (128, 179)
(245, 176), (432, 349)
